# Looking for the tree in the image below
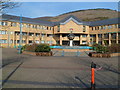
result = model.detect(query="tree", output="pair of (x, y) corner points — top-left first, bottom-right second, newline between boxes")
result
(0, 0), (20, 13)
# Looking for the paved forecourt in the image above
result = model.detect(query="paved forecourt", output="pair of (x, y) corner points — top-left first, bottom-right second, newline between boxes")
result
(2, 48), (119, 88)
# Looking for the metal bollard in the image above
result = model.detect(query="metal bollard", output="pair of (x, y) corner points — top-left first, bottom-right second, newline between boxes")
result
(91, 62), (96, 90)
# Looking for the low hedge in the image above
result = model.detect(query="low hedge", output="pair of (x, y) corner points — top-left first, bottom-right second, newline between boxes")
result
(21, 43), (51, 52)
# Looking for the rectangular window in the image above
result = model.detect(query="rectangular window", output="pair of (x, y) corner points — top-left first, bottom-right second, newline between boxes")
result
(11, 22), (17, 27)
(108, 25), (112, 29)
(41, 40), (45, 43)
(82, 41), (87, 44)
(0, 39), (7, 43)
(1, 22), (8, 26)
(57, 25), (60, 32)
(82, 35), (87, 37)
(0, 31), (7, 34)
(83, 26), (86, 32)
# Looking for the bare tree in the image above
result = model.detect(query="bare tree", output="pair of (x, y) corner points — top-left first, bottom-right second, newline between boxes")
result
(0, 0), (21, 13)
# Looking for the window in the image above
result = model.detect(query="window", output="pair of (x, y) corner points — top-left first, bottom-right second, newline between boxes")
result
(42, 34), (45, 37)
(103, 26), (106, 29)
(36, 33), (40, 36)
(92, 27), (94, 30)
(108, 25), (112, 29)
(47, 27), (49, 30)
(22, 40), (26, 43)
(83, 25), (86, 32)
(98, 34), (102, 38)
(0, 31), (7, 34)
(114, 24), (118, 28)
(100, 26), (103, 30)
(10, 40), (13, 43)
(11, 22), (17, 27)
(41, 40), (45, 43)
(82, 41), (87, 44)
(82, 35), (87, 37)
(57, 25), (60, 32)
(1, 22), (8, 26)
(0, 39), (7, 43)
(35, 40), (39, 43)
(29, 33), (34, 36)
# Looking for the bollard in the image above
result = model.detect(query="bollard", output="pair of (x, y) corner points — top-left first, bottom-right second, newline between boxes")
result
(62, 50), (64, 56)
(91, 62), (96, 90)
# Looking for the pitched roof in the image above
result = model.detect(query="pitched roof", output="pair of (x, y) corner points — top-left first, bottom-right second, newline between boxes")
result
(1, 14), (119, 26)
(89, 17), (119, 26)
(1, 14), (54, 26)
(53, 15), (90, 25)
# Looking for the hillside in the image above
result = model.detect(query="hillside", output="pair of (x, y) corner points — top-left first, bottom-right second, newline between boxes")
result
(34, 8), (119, 22)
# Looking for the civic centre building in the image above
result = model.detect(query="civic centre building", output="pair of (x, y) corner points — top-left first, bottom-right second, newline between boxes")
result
(0, 14), (120, 47)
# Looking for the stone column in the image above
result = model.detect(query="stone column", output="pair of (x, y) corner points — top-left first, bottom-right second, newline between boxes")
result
(26, 32), (29, 44)
(109, 33), (111, 46)
(87, 34), (90, 45)
(79, 35), (82, 45)
(96, 34), (98, 44)
(116, 32), (118, 44)
(102, 34), (105, 45)
(60, 34), (62, 45)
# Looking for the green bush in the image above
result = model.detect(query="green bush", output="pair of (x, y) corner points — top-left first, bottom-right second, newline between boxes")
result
(35, 44), (51, 52)
(92, 43), (108, 53)
(25, 43), (38, 52)
(21, 44), (28, 51)
(108, 44), (120, 53)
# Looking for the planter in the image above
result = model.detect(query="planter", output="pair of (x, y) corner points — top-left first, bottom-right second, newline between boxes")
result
(89, 52), (120, 58)
(89, 52), (111, 58)
(22, 51), (53, 56)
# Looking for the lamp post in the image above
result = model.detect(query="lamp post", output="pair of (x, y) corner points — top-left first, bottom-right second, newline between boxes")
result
(18, 15), (22, 54)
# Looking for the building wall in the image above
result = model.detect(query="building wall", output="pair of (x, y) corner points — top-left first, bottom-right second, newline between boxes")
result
(0, 19), (120, 48)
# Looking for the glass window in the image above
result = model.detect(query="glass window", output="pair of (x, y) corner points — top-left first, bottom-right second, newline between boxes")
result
(108, 25), (112, 29)
(114, 24), (118, 28)
(82, 35), (87, 37)
(41, 40), (45, 43)
(103, 26), (106, 29)
(1, 22), (7, 26)
(0, 31), (7, 34)
(11, 22), (17, 27)
(0, 39), (7, 43)
(83, 25), (86, 32)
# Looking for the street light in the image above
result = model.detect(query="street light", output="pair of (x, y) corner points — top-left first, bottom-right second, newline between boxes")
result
(18, 14), (22, 54)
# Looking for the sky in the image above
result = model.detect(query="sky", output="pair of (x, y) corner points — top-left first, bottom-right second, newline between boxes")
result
(6, 2), (118, 18)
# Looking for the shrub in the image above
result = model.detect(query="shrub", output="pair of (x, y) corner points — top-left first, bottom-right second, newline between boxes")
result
(92, 43), (108, 53)
(25, 43), (38, 52)
(21, 44), (28, 51)
(108, 44), (120, 53)
(35, 44), (51, 52)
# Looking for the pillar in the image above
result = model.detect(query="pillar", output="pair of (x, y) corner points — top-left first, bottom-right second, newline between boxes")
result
(102, 34), (105, 45)
(26, 32), (29, 44)
(60, 34), (62, 45)
(116, 32), (118, 44)
(109, 33), (111, 46)
(80, 35), (82, 45)
(96, 34), (98, 44)
(87, 34), (90, 45)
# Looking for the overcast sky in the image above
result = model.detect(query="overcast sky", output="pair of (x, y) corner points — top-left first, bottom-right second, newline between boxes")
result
(7, 2), (118, 18)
